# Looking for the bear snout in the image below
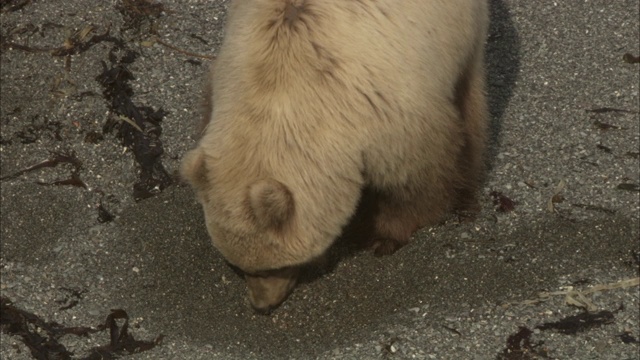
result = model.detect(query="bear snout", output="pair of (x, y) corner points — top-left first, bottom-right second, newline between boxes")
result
(245, 268), (299, 315)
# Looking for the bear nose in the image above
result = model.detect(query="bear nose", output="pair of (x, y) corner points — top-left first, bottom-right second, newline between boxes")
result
(252, 304), (274, 315)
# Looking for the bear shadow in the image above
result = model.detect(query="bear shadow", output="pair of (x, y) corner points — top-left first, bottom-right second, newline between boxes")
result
(485, 0), (521, 167)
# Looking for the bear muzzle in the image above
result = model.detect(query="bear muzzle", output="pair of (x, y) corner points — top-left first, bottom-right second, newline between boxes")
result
(245, 267), (299, 314)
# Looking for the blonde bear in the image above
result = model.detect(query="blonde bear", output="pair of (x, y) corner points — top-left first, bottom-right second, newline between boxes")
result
(181, 0), (489, 314)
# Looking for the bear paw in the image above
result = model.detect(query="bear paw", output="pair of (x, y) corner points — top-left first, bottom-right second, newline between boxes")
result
(371, 238), (407, 257)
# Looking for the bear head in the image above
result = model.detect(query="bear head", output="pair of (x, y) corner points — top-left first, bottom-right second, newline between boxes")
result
(180, 147), (324, 314)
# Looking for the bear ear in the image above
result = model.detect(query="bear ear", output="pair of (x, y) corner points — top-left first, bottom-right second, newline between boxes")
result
(180, 148), (209, 191)
(248, 179), (295, 230)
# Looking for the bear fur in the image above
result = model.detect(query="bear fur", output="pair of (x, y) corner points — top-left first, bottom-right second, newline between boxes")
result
(181, 0), (490, 313)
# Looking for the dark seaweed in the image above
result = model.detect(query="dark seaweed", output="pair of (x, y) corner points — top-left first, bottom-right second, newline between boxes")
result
(623, 53), (640, 64)
(2, 25), (123, 57)
(496, 306), (624, 359)
(550, 194), (564, 205)
(571, 203), (616, 215)
(616, 183), (640, 192)
(116, 0), (165, 33)
(0, 151), (82, 181)
(189, 33), (209, 45)
(96, 48), (172, 201)
(82, 309), (164, 359)
(595, 144), (612, 153)
(14, 117), (62, 144)
(50, 25), (122, 57)
(496, 327), (549, 360)
(3, 151), (88, 189)
(37, 172), (89, 189)
(72, 90), (101, 102)
(0, 0), (31, 13)
(618, 332), (639, 344)
(0, 136), (12, 145)
(442, 325), (462, 336)
(592, 120), (619, 131)
(0, 151), (119, 222)
(84, 130), (105, 144)
(627, 249), (640, 275)
(490, 191), (516, 212)
(536, 310), (615, 335)
(0, 297), (76, 359)
(0, 296), (162, 359)
(56, 288), (87, 311)
(586, 107), (635, 114)
(97, 202), (116, 223)
(570, 278), (591, 286)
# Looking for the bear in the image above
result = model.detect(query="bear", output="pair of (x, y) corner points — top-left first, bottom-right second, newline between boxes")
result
(181, 0), (489, 314)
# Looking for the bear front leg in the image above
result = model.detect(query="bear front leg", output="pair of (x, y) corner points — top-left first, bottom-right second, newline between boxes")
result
(371, 237), (410, 257)
(369, 182), (454, 257)
(453, 56), (489, 220)
(370, 193), (422, 257)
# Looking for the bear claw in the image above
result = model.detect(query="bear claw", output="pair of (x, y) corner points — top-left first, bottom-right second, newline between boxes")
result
(372, 238), (406, 257)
